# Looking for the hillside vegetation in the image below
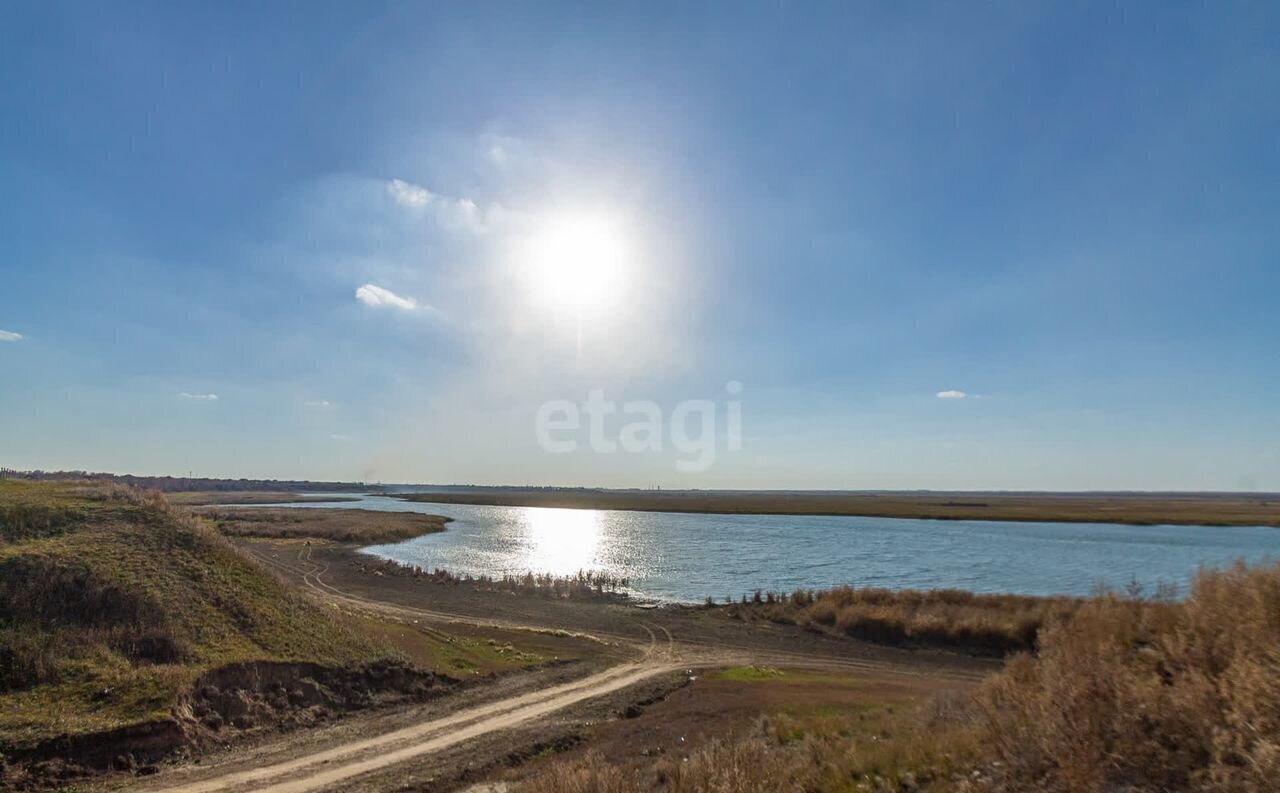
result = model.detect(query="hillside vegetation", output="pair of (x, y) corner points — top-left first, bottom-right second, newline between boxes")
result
(0, 481), (395, 748)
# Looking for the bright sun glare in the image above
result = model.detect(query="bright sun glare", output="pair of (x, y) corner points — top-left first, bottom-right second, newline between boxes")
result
(526, 211), (630, 314)
(520, 506), (603, 575)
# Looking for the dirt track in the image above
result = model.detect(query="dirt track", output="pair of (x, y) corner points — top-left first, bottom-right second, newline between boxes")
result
(139, 663), (676, 793)
(119, 542), (989, 793)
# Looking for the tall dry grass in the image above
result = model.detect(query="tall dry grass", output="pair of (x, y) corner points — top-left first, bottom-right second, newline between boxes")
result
(978, 560), (1280, 793)
(721, 586), (1079, 655)
(514, 706), (982, 793)
(516, 736), (817, 793)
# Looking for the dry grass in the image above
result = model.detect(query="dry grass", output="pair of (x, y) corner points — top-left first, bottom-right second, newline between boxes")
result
(193, 506), (449, 543)
(165, 491), (362, 506)
(717, 586), (1080, 655)
(977, 561), (1280, 793)
(514, 698), (982, 793)
(395, 489), (1280, 526)
(514, 562), (1280, 793)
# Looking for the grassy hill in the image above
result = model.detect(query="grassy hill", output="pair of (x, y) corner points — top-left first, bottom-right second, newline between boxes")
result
(0, 480), (398, 751)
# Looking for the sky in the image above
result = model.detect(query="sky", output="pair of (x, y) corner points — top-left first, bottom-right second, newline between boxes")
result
(1, 2), (1278, 490)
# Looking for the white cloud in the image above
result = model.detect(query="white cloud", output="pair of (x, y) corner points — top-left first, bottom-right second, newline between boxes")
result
(355, 284), (418, 311)
(0, 329), (23, 342)
(936, 390), (967, 399)
(387, 178), (432, 207)
(304, 400), (333, 408)
(180, 392), (219, 401)
(329, 433), (351, 441)
(385, 177), (488, 234)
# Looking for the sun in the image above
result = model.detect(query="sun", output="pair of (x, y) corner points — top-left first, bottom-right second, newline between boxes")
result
(525, 211), (630, 314)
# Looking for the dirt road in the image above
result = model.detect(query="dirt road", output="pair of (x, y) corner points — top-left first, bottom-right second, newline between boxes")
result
(121, 542), (986, 793)
(126, 546), (696, 793)
(138, 661), (676, 793)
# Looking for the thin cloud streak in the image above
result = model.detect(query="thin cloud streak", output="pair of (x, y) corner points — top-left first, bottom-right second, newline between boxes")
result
(387, 178), (431, 207)
(180, 392), (219, 401)
(936, 390), (967, 399)
(355, 284), (418, 311)
(0, 329), (23, 342)
(386, 177), (488, 234)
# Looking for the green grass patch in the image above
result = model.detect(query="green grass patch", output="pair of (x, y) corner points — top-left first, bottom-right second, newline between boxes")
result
(350, 615), (547, 677)
(713, 665), (786, 682)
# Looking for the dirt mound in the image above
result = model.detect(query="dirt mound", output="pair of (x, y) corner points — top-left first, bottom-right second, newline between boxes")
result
(188, 659), (451, 732)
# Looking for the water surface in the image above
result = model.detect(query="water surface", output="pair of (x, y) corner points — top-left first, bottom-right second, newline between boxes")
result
(273, 495), (1276, 602)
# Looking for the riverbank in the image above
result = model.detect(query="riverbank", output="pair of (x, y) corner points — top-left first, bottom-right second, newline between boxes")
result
(233, 537), (1280, 793)
(165, 491), (363, 506)
(253, 539), (998, 679)
(391, 488), (1280, 526)
(193, 506), (450, 543)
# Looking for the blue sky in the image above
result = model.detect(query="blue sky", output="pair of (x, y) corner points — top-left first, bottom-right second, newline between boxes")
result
(2, 2), (1278, 489)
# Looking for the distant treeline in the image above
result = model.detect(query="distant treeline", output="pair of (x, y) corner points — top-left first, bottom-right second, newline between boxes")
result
(0, 469), (374, 493)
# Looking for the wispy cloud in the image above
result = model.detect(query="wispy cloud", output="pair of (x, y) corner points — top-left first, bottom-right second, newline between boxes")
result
(387, 178), (431, 207)
(0, 329), (23, 342)
(936, 389), (967, 399)
(355, 284), (418, 311)
(386, 178), (487, 234)
(304, 400), (333, 408)
(329, 433), (351, 441)
(180, 392), (219, 401)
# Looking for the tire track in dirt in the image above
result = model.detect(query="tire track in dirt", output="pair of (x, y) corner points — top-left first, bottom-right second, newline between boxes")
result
(138, 661), (676, 793)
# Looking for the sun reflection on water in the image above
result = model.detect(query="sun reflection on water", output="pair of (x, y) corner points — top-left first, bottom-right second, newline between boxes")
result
(518, 507), (603, 575)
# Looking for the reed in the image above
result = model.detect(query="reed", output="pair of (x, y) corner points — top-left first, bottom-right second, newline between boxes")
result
(355, 558), (631, 601)
(712, 585), (1081, 655)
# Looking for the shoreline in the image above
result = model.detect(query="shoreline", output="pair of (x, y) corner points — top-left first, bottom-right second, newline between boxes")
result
(387, 489), (1280, 527)
(244, 537), (999, 676)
